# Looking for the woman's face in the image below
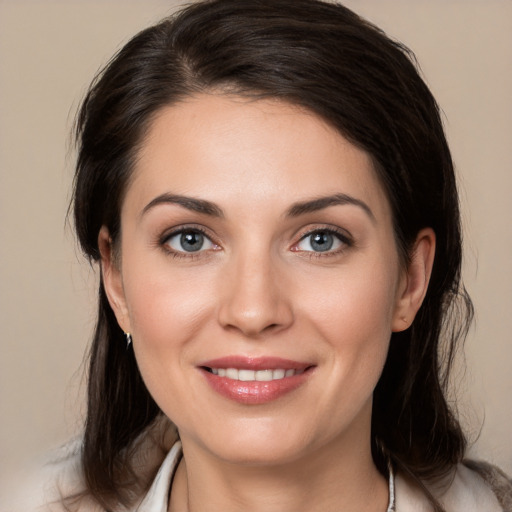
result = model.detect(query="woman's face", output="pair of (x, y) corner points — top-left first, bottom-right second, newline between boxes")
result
(102, 93), (430, 465)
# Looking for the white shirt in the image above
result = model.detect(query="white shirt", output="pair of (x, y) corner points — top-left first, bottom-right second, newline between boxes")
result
(6, 440), (506, 511)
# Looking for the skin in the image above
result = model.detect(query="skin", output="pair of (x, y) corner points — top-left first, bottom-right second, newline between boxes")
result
(99, 93), (435, 512)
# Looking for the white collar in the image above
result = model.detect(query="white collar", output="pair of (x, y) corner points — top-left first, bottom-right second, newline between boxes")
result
(136, 441), (182, 512)
(136, 441), (396, 512)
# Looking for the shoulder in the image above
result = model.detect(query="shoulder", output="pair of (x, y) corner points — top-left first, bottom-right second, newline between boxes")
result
(395, 460), (512, 512)
(462, 459), (512, 511)
(5, 418), (178, 512)
(4, 438), (99, 512)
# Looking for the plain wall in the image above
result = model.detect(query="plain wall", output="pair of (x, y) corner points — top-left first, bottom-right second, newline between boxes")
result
(1, 0), (511, 494)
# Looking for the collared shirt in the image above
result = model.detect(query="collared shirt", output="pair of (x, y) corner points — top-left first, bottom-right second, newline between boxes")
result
(137, 442), (396, 512)
(7, 439), (509, 511)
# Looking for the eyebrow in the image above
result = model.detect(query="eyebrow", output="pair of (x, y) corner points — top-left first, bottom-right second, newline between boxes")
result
(140, 192), (374, 222)
(286, 193), (375, 222)
(141, 193), (224, 218)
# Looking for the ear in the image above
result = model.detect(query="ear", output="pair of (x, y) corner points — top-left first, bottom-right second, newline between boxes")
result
(98, 226), (132, 333)
(392, 228), (436, 332)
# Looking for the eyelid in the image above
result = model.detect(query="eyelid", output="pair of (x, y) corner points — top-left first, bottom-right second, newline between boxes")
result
(159, 224), (221, 257)
(291, 225), (354, 253)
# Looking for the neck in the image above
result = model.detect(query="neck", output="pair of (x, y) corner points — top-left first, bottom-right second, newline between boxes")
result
(169, 429), (388, 512)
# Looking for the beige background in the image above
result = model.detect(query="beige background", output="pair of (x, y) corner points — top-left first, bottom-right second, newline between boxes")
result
(1, 0), (511, 494)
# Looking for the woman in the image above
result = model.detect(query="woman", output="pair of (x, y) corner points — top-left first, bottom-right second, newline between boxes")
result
(27, 0), (511, 511)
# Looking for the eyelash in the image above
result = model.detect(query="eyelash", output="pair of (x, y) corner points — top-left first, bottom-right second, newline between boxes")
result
(292, 226), (354, 258)
(158, 225), (353, 260)
(159, 225), (219, 260)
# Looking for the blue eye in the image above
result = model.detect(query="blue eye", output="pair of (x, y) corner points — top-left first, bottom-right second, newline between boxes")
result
(296, 230), (348, 253)
(165, 229), (215, 253)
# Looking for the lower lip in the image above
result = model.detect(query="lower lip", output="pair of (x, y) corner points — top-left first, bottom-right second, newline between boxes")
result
(201, 369), (312, 405)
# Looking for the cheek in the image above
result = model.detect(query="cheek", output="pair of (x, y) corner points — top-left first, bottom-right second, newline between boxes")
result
(299, 260), (399, 394)
(303, 261), (399, 341)
(121, 264), (218, 423)
(124, 252), (213, 326)
(120, 256), (218, 375)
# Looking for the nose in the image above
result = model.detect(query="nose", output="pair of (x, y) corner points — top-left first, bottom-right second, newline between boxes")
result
(217, 250), (294, 338)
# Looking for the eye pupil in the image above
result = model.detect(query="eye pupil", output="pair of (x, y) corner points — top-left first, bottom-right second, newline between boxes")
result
(310, 232), (333, 252)
(180, 231), (204, 252)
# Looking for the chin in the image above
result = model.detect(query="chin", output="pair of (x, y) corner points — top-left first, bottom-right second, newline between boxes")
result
(188, 417), (325, 467)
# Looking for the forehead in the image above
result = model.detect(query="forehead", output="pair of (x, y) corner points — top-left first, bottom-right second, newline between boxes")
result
(128, 93), (391, 220)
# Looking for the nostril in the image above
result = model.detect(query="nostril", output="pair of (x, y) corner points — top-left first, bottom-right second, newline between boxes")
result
(217, 283), (294, 337)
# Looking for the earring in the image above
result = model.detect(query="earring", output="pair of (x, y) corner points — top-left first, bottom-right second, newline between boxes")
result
(125, 332), (132, 348)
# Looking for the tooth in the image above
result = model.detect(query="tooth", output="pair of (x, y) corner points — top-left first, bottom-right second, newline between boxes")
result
(255, 370), (273, 381)
(272, 369), (285, 380)
(226, 368), (238, 379)
(238, 369), (256, 381)
(213, 367), (301, 380)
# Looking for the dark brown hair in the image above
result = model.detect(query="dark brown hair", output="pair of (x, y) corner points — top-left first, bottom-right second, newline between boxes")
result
(72, 0), (472, 509)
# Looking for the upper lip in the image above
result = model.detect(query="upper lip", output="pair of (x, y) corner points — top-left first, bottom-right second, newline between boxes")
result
(199, 356), (313, 371)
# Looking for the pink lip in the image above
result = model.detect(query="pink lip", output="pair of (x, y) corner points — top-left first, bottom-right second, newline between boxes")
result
(200, 355), (311, 371)
(198, 356), (315, 405)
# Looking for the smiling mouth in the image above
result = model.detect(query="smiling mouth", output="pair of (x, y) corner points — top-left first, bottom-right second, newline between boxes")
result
(203, 367), (305, 381)
(200, 359), (314, 404)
